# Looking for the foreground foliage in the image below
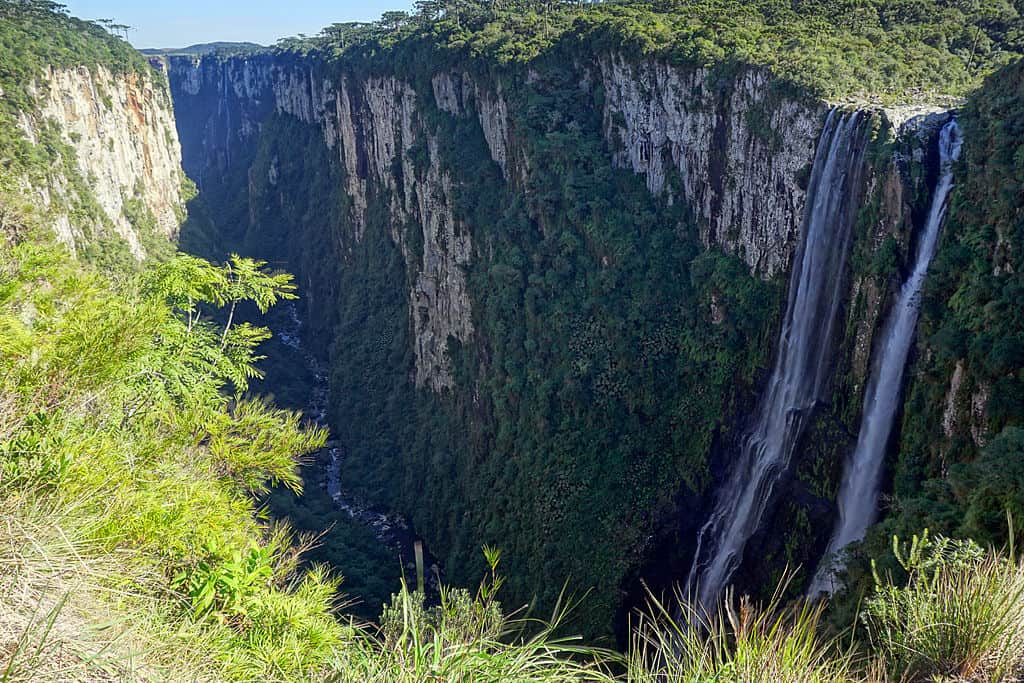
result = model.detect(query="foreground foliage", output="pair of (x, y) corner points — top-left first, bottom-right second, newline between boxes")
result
(0, 218), (341, 679)
(4, 1), (1024, 679)
(866, 531), (1024, 682)
(628, 583), (857, 683)
(4, 206), (1024, 681)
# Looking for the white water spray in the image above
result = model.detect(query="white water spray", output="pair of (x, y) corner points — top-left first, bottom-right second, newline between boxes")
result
(809, 119), (963, 597)
(687, 109), (869, 610)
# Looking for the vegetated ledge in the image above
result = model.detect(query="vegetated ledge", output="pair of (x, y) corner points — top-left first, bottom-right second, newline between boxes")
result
(261, 0), (1021, 105)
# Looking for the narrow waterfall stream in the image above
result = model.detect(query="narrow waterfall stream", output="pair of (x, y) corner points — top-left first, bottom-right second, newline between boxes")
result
(687, 109), (869, 610)
(809, 119), (963, 597)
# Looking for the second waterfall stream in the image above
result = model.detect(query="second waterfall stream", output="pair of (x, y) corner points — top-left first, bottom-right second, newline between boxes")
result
(809, 118), (963, 596)
(686, 109), (869, 610)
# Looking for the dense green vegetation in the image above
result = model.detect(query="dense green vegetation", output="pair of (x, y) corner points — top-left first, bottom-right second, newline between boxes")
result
(174, 0), (1024, 640)
(275, 0), (1022, 101)
(0, 219), (341, 678)
(252, 307), (406, 621)
(3, 192), (1024, 683)
(0, 213), (612, 681)
(6, 182), (1024, 683)
(175, 112), (407, 619)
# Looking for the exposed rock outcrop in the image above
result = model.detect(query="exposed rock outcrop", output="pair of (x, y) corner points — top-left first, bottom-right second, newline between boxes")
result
(167, 53), (833, 389)
(21, 64), (185, 257)
(168, 57), (475, 390)
(431, 71), (514, 179)
(599, 55), (826, 277)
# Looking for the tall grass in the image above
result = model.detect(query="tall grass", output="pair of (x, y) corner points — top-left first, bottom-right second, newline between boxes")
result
(865, 532), (1024, 682)
(0, 236), (346, 681)
(0, 494), (224, 682)
(328, 585), (617, 682)
(627, 581), (859, 683)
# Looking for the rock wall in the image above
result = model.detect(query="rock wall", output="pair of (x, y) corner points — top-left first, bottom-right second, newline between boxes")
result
(847, 111), (952, 395)
(21, 64), (185, 257)
(165, 50), (945, 474)
(168, 56), (490, 390)
(162, 54), (276, 184)
(332, 74), (474, 390)
(599, 55), (826, 277)
(167, 53), (836, 389)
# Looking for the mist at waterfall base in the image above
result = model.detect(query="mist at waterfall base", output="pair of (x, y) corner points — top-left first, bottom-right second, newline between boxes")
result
(809, 119), (963, 597)
(685, 109), (869, 611)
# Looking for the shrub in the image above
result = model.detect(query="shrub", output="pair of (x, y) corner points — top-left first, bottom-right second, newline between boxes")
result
(865, 531), (1024, 681)
(331, 549), (616, 682)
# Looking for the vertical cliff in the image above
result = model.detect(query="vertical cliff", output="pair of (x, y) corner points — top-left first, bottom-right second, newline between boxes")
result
(168, 56), (475, 388)
(599, 56), (825, 276)
(167, 52), (829, 384)
(12, 64), (186, 259)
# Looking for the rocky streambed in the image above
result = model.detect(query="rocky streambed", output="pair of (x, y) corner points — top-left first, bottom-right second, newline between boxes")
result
(277, 304), (443, 595)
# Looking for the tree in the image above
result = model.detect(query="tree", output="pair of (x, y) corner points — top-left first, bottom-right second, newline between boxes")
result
(218, 254), (297, 348)
(414, 0), (445, 21)
(0, 0), (68, 19)
(381, 10), (410, 30)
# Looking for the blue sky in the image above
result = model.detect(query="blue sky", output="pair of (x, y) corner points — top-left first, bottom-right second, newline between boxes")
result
(63, 0), (416, 49)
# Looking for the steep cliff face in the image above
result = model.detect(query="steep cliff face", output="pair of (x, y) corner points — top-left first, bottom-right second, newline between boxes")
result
(431, 71), (514, 180)
(19, 64), (185, 257)
(169, 53), (828, 388)
(599, 55), (825, 276)
(332, 74), (474, 390)
(169, 55), (475, 389)
(166, 47), (946, 634)
(162, 54), (276, 185)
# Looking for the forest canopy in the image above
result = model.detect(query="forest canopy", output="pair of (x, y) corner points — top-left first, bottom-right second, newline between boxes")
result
(270, 0), (1023, 101)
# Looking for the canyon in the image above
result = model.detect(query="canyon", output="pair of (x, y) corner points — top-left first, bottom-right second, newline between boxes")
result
(4, 3), (1023, 678)
(152, 46), (971, 634)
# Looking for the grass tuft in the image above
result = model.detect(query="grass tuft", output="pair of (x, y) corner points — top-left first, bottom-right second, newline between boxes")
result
(627, 579), (859, 683)
(865, 531), (1024, 682)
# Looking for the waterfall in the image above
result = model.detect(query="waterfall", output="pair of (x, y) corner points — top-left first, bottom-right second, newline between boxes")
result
(809, 119), (963, 597)
(686, 109), (868, 611)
